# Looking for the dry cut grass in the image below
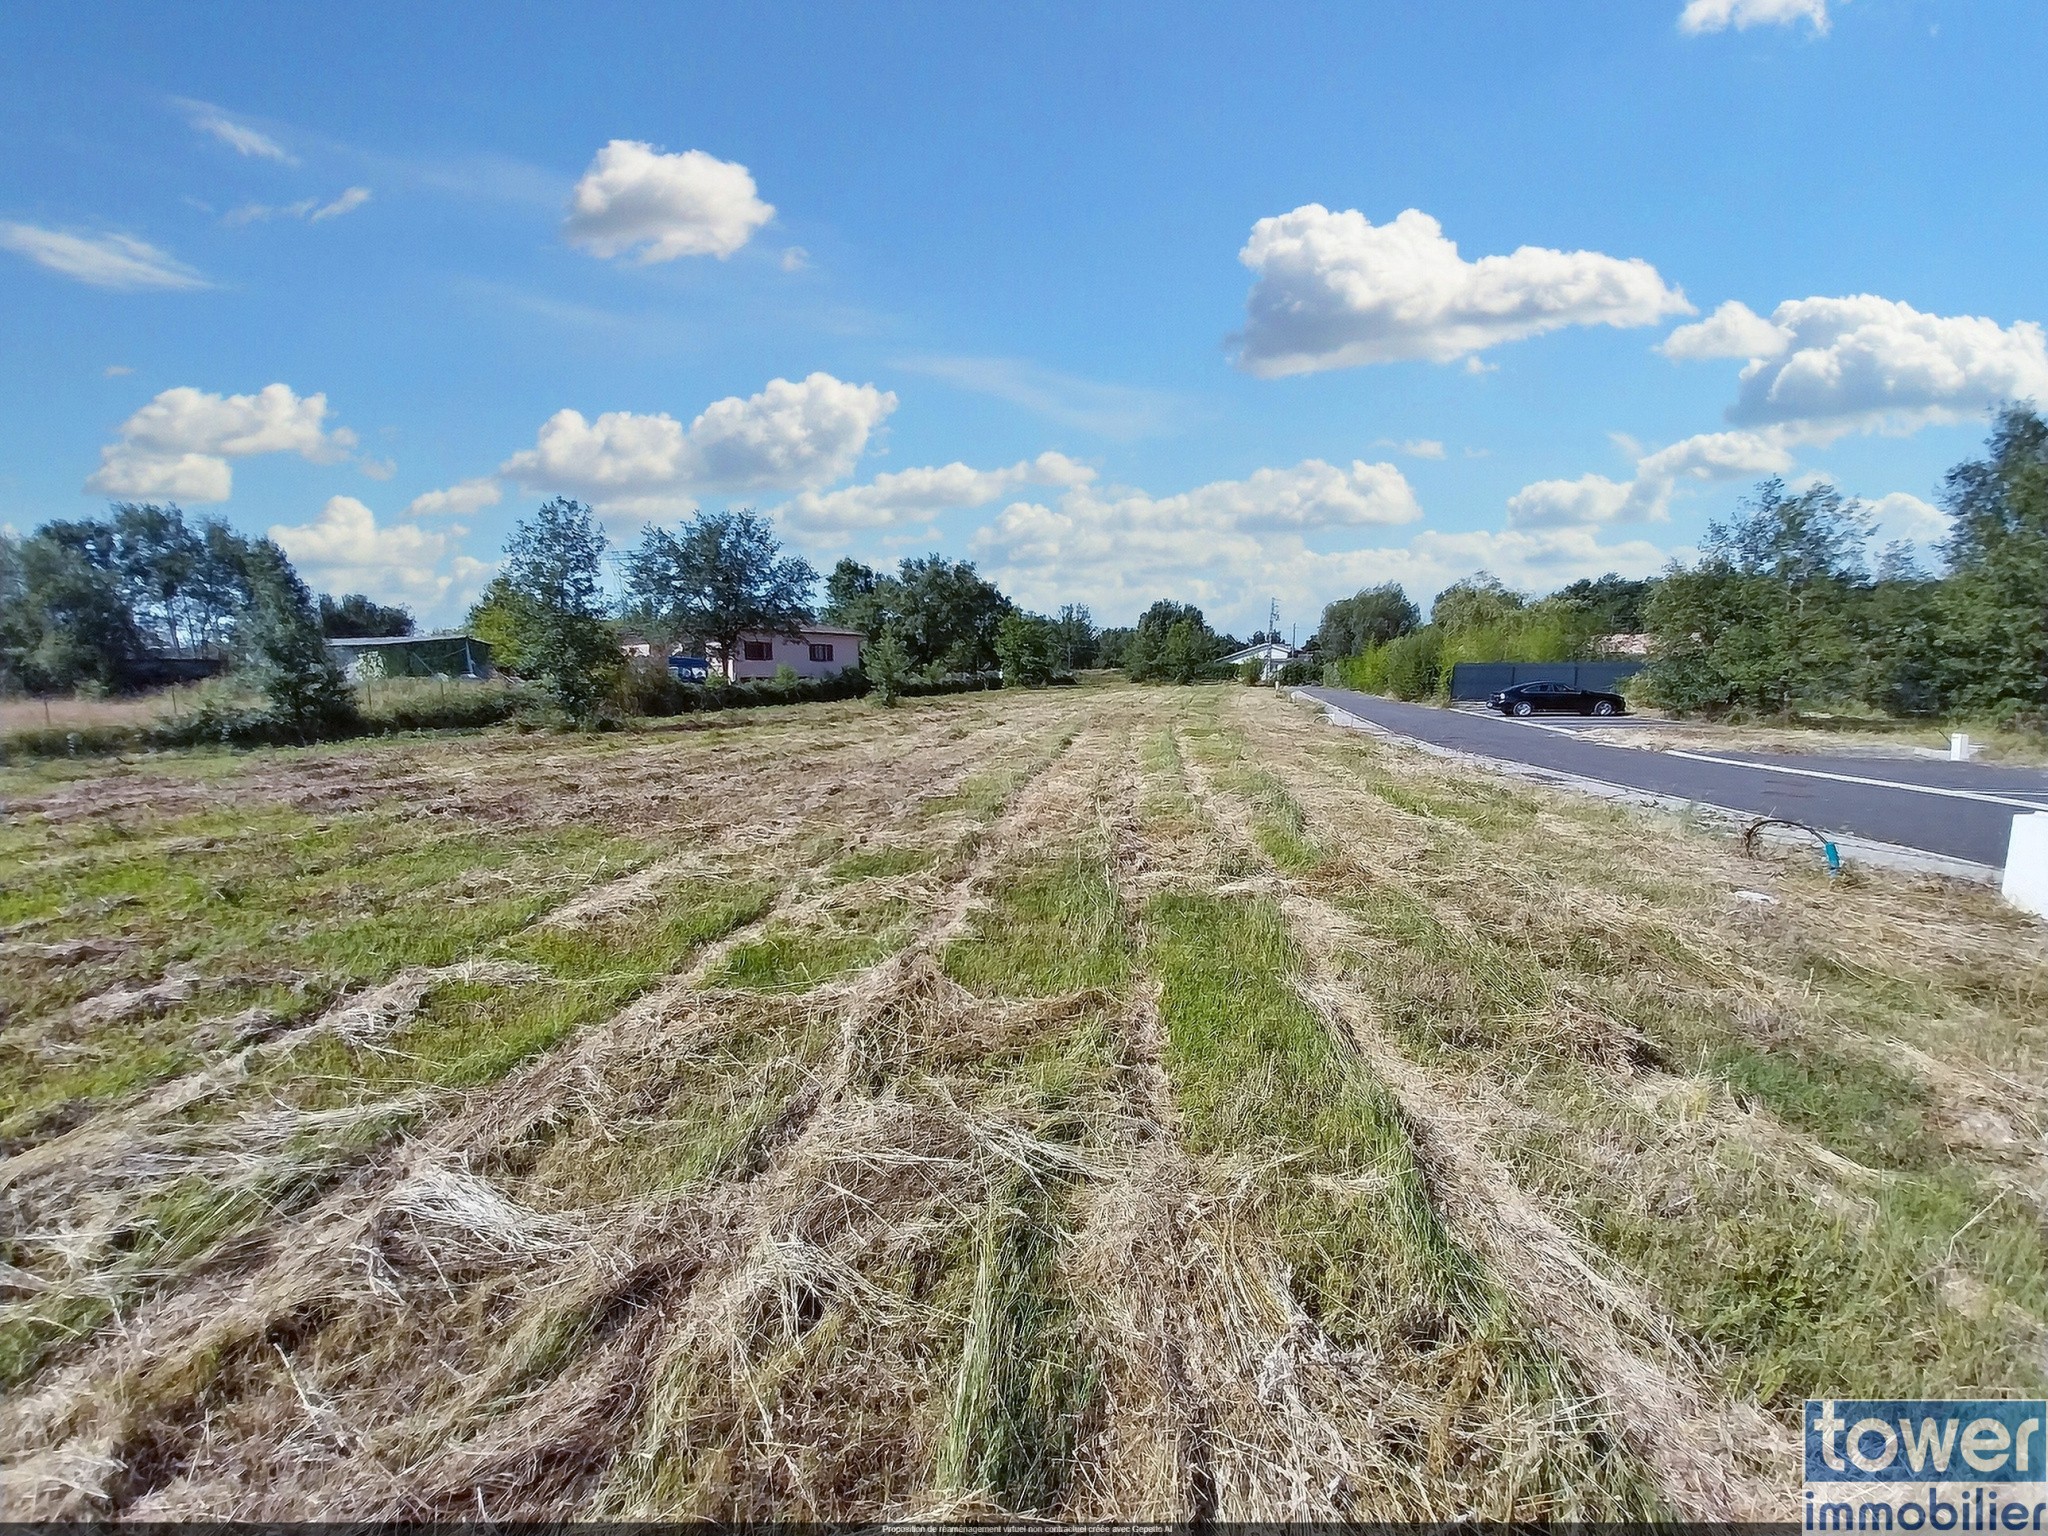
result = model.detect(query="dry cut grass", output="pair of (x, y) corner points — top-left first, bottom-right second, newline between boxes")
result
(2, 678), (2042, 1520)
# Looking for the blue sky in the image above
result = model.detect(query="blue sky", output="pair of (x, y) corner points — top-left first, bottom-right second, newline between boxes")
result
(3, 0), (2044, 636)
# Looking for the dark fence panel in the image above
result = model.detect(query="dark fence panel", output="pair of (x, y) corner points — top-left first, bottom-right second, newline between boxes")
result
(1447, 660), (1643, 701)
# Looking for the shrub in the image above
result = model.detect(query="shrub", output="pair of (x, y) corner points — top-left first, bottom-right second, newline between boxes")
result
(996, 612), (1062, 687)
(1380, 628), (1444, 700)
(1239, 659), (1264, 686)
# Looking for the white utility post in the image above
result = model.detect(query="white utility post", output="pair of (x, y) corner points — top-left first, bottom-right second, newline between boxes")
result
(2005, 813), (2048, 920)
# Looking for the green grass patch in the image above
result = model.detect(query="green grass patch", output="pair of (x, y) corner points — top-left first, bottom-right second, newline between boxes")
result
(944, 854), (1128, 998)
(830, 845), (941, 882)
(1709, 1038), (1939, 1172)
(1142, 888), (1660, 1516)
(1144, 891), (1483, 1322)
(281, 876), (775, 1099)
(1572, 1138), (2048, 1406)
(711, 898), (914, 992)
(933, 1178), (1096, 1511)
(0, 808), (655, 1146)
(923, 729), (1074, 821)
(0, 878), (774, 1387)
(1337, 883), (1551, 1059)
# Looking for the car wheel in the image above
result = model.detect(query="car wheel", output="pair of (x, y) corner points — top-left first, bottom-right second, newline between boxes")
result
(1512, 701), (1533, 716)
(1592, 699), (1617, 716)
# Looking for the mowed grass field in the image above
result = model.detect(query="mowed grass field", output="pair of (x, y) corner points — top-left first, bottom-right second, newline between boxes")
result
(2, 679), (2044, 1520)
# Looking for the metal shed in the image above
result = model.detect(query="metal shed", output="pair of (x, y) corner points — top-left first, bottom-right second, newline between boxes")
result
(325, 634), (495, 681)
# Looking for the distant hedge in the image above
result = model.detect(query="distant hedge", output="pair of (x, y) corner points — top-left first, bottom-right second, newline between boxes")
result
(614, 663), (1007, 717)
(1, 684), (526, 760)
(0, 668), (1019, 760)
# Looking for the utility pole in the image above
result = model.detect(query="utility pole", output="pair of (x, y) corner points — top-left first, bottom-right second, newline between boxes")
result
(1267, 597), (1279, 646)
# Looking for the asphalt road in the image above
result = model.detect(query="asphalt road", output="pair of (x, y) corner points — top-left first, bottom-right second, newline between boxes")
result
(1299, 687), (2046, 868)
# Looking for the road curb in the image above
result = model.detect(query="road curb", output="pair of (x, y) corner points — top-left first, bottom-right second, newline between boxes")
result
(1292, 691), (2001, 885)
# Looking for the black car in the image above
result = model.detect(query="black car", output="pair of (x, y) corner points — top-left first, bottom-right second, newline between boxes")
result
(1488, 680), (1626, 717)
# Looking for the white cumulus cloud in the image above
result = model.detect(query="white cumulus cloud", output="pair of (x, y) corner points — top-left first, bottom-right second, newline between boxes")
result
(1679, 0), (1832, 35)
(407, 477), (504, 518)
(563, 140), (774, 262)
(1234, 205), (1691, 376)
(500, 372), (896, 519)
(1658, 299), (1790, 360)
(1667, 294), (2048, 441)
(778, 452), (1095, 533)
(973, 461), (1656, 633)
(0, 225), (207, 291)
(86, 383), (357, 503)
(1506, 430), (1794, 527)
(1868, 491), (1947, 546)
(270, 496), (491, 610)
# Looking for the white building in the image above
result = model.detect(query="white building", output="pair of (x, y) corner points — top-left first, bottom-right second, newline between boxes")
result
(1218, 640), (1296, 681)
(706, 625), (865, 681)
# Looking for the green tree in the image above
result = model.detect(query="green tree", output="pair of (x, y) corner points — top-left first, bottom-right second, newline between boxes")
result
(624, 508), (816, 680)
(815, 554), (1012, 675)
(821, 557), (883, 629)
(890, 555), (1012, 673)
(995, 611), (1061, 686)
(464, 576), (543, 674)
(1640, 480), (1871, 715)
(1093, 626), (1134, 670)
(1555, 573), (1654, 634)
(319, 592), (415, 638)
(1159, 618), (1209, 683)
(108, 502), (206, 652)
(3, 530), (142, 691)
(503, 497), (618, 720)
(865, 625), (912, 706)
(1379, 626), (1443, 700)
(1051, 603), (1097, 669)
(1120, 625), (1162, 681)
(1429, 572), (1524, 634)
(188, 518), (258, 650)
(1930, 405), (2048, 716)
(1118, 599), (1226, 682)
(1856, 548), (1944, 716)
(238, 538), (359, 741)
(1316, 582), (1419, 657)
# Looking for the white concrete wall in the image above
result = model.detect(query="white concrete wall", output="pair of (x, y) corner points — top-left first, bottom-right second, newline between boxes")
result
(723, 630), (862, 680)
(2004, 813), (2048, 920)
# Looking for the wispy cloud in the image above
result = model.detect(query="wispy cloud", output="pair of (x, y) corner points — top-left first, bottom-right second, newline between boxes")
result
(1376, 437), (1447, 460)
(898, 355), (1187, 440)
(311, 186), (372, 222)
(224, 186), (372, 227)
(0, 225), (208, 291)
(176, 98), (297, 163)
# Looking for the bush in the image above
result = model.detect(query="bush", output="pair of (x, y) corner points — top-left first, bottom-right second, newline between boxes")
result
(361, 680), (524, 733)
(1, 723), (146, 758)
(996, 611), (1061, 687)
(1275, 659), (1318, 687)
(1381, 628), (1444, 700)
(1239, 659), (1264, 686)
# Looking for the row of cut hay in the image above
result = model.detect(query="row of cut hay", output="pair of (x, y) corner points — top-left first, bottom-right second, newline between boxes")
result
(1218, 687), (2048, 1492)
(0, 690), (1114, 1518)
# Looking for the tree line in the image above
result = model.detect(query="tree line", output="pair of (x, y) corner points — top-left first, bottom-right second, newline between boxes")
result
(0, 500), (414, 699)
(1313, 408), (2047, 723)
(457, 498), (1108, 717)
(18, 403), (2034, 734)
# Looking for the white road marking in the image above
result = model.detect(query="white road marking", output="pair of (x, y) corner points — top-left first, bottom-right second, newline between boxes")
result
(1661, 749), (2048, 812)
